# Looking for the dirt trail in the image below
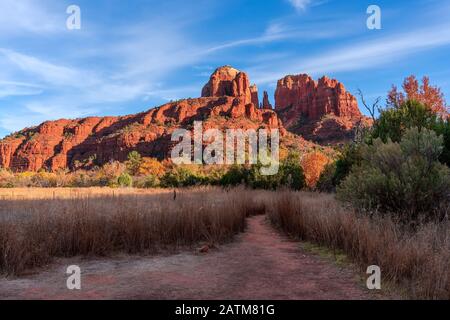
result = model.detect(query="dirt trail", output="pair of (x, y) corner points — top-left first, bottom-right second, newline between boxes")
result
(0, 215), (372, 300)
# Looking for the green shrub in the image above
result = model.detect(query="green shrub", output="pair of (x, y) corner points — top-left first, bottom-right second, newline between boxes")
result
(117, 172), (133, 188)
(160, 167), (207, 188)
(316, 162), (337, 193)
(247, 164), (277, 190)
(370, 99), (450, 166)
(139, 174), (160, 188)
(313, 144), (362, 192)
(332, 144), (363, 187)
(219, 153), (306, 191)
(337, 127), (450, 221)
(277, 152), (305, 190)
(331, 100), (450, 192)
(433, 119), (450, 166)
(371, 100), (437, 143)
(220, 165), (250, 187)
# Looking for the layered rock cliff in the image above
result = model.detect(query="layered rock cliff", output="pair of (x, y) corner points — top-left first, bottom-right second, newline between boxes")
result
(0, 66), (369, 172)
(201, 66), (253, 105)
(250, 84), (259, 107)
(262, 91), (273, 110)
(0, 67), (283, 172)
(274, 74), (371, 143)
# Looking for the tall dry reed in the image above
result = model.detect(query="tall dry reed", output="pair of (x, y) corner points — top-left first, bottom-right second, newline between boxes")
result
(1, 187), (448, 300)
(0, 187), (260, 275)
(267, 191), (450, 300)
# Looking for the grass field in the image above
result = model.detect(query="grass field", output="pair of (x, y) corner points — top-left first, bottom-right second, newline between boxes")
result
(0, 187), (448, 299)
(0, 187), (266, 275)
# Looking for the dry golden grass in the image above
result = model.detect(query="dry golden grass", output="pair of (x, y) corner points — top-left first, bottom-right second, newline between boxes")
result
(0, 187), (172, 200)
(1, 187), (448, 300)
(267, 191), (450, 300)
(0, 187), (265, 275)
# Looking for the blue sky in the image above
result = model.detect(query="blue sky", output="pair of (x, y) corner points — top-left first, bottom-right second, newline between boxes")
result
(0, 0), (449, 138)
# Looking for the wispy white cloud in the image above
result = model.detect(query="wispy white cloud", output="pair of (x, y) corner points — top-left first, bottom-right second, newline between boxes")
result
(0, 0), (62, 35)
(0, 47), (150, 101)
(0, 96), (101, 133)
(25, 101), (96, 119)
(143, 85), (201, 102)
(287, 0), (312, 11)
(0, 49), (84, 87)
(0, 81), (43, 98)
(204, 20), (352, 54)
(0, 114), (45, 133)
(203, 23), (289, 53)
(251, 23), (450, 84)
(0, 47), (149, 132)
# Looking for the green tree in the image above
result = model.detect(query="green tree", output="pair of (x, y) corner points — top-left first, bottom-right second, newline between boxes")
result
(220, 165), (250, 187)
(371, 100), (438, 143)
(316, 162), (337, 193)
(370, 99), (450, 167)
(160, 167), (207, 188)
(126, 151), (142, 175)
(219, 153), (306, 191)
(278, 152), (305, 190)
(329, 143), (363, 189)
(432, 119), (450, 166)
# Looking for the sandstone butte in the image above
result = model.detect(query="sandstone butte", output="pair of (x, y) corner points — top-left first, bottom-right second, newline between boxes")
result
(275, 74), (372, 143)
(0, 66), (370, 172)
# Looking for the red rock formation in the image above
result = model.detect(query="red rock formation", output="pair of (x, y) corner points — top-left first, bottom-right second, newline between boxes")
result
(275, 74), (370, 143)
(275, 75), (361, 121)
(0, 67), (366, 172)
(250, 84), (259, 107)
(0, 67), (284, 172)
(262, 91), (273, 110)
(201, 66), (253, 105)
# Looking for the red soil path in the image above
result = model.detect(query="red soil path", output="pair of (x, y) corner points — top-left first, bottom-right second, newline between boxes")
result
(0, 216), (372, 300)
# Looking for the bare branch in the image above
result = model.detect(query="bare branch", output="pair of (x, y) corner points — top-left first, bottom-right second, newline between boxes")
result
(356, 89), (380, 122)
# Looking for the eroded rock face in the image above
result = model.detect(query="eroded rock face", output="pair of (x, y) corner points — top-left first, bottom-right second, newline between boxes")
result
(275, 74), (370, 143)
(262, 91), (273, 110)
(250, 84), (259, 108)
(0, 97), (283, 172)
(275, 75), (361, 121)
(201, 66), (253, 105)
(0, 66), (369, 172)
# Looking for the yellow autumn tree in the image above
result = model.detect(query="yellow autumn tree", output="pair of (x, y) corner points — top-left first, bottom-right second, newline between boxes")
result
(138, 157), (166, 177)
(301, 151), (330, 188)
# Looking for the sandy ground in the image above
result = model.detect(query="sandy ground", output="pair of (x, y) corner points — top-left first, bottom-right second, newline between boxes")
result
(0, 215), (373, 300)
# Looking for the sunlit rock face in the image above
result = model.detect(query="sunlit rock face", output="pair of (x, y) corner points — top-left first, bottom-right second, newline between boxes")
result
(275, 74), (371, 144)
(0, 66), (283, 172)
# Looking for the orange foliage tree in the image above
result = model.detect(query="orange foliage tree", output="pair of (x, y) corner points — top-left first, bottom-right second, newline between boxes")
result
(387, 75), (448, 116)
(138, 157), (166, 177)
(301, 151), (330, 188)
